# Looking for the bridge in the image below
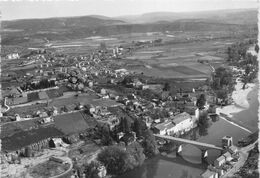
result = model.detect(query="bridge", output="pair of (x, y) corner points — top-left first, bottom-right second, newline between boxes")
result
(154, 134), (224, 151)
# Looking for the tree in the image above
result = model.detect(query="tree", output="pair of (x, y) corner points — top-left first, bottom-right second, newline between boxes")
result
(142, 130), (159, 157)
(198, 113), (210, 136)
(99, 124), (113, 146)
(100, 42), (107, 51)
(245, 65), (251, 75)
(216, 90), (228, 100)
(255, 44), (259, 53)
(83, 161), (101, 178)
(196, 94), (206, 109)
(126, 142), (145, 168)
(132, 118), (147, 137)
(163, 82), (170, 91)
(97, 146), (131, 175)
(120, 117), (131, 133)
(212, 67), (233, 90)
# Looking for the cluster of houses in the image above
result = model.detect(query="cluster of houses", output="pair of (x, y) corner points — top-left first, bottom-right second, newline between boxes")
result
(88, 105), (120, 131)
(6, 53), (20, 60)
(201, 136), (239, 178)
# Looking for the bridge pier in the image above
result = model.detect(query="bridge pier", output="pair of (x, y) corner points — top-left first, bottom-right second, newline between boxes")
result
(201, 150), (208, 163)
(176, 145), (182, 156)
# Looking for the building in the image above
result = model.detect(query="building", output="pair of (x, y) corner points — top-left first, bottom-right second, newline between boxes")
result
(228, 145), (238, 155)
(1, 127), (64, 158)
(172, 112), (194, 134)
(214, 155), (226, 167)
(201, 169), (218, 178)
(119, 132), (136, 146)
(6, 53), (19, 60)
(223, 151), (232, 161)
(153, 120), (175, 135)
(222, 136), (233, 148)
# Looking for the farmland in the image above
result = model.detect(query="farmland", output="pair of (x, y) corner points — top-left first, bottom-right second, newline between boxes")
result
(29, 159), (70, 178)
(5, 103), (47, 118)
(43, 30), (236, 79)
(49, 93), (122, 111)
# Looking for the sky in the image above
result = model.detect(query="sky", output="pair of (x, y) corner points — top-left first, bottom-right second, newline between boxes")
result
(0, 0), (258, 20)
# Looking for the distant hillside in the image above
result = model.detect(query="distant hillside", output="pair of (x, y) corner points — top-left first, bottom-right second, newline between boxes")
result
(2, 16), (125, 31)
(117, 9), (257, 25)
(2, 9), (257, 45)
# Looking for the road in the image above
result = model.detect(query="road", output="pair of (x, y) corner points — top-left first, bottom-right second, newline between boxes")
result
(154, 134), (223, 151)
(222, 140), (258, 178)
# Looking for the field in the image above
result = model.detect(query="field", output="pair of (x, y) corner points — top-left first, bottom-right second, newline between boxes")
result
(46, 31), (235, 79)
(46, 89), (63, 99)
(68, 140), (101, 166)
(27, 92), (40, 102)
(29, 160), (70, 178)
(49, 93), (122, 111)
(5, 103), (47, 117)
(122, 37), (234, 79)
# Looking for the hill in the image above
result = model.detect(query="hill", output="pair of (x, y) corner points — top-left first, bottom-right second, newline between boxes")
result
(2, 15), (125, 31)
(1, 9), (257, 46)
(117, 8), (257, 25)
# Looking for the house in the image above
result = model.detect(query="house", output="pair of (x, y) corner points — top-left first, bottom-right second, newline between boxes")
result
(119, 132), (136, 146)
(153, 120), (176, 135)
(2, 127), (64, 158)
(39, 117), (54, 124)
(223, 151), (232, 161)
(6, 53), (19, 60)
(228, 145), (238, 155)
(39, 111), (48, 118)
(98, 115), (120, 131)
(100, 88), (107, 95)
(142, 85), (149, 90)
(201, 169), (218, 178)
(214, 155), (226, 167)
(172, 112), (194, 134)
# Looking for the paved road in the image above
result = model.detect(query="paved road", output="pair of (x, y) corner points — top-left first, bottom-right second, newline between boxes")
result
(222, 141), (258, 178)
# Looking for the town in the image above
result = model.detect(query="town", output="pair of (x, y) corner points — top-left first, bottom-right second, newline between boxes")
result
(1, 35), (258, 178)
(1, 3), (259, 178)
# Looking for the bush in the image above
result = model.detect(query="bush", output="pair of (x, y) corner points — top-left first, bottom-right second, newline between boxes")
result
(97, 146), (130, 175)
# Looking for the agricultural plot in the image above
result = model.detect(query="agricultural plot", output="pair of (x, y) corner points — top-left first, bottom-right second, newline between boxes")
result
(68, 141), (100, 166)
(49, 93), (120, 110)
(29, 160), (70, 178)
(27, 92), (40, 102)
(122, 37), (233, 79)
(1, 118), (43, 138)
(46, 89), (63, 99)
(5, 103), (47, 117)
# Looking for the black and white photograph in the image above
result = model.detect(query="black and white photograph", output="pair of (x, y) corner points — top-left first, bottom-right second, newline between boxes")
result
(0, 0), (259, 178)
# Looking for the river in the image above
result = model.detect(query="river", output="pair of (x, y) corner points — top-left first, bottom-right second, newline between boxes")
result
(117, 83), (258, 178)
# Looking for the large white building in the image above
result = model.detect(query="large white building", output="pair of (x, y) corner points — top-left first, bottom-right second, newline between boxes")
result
(153, 112), (195, 136)
(172, 112), (194, 134)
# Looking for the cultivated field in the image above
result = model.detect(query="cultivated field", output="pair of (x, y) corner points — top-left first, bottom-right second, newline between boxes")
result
(123, 37), (234, 78)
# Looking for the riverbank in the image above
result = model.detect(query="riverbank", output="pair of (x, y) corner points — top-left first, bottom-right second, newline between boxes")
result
(216, 78), (256, 118)
(216, 78), (258, 132)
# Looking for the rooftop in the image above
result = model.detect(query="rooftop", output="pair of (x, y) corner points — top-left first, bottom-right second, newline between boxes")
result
(154, 120), (175, 131)
(216, 155), (225, 161)
(2, 127), (64, 152)
(172, 112), (191, 124)
(201, 169), (217, 178)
